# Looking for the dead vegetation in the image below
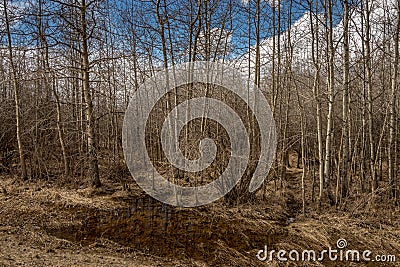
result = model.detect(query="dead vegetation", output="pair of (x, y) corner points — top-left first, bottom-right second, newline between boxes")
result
(1, 166), (399, 266)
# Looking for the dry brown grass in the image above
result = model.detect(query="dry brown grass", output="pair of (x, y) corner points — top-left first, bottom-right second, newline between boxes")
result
(1, 169), (400, 266)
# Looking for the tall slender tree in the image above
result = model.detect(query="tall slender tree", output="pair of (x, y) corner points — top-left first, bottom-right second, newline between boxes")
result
(80, 0), (101, 187)
(341, 0), (350, 198)
(388, 0), (400, 199)
(324, 0), (335, 203)
(3, 0), (28, 180)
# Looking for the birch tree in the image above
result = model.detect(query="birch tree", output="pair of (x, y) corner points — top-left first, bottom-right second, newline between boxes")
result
(341, 0), (350, 198)
(324, 0), (335, 203)
(3, 0), (28, 180)
(388, 0), (400, 199)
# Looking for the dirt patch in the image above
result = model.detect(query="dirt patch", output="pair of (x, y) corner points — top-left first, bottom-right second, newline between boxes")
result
(45, 196), (283, 266)
(1, 175), (400, 266)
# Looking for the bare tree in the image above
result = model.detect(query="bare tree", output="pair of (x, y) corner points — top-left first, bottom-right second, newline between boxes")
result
(323, 0), (335, 204)
(36, 0), (70, 177)
(364, 0), (377, 192)
(309, 0), (324, 205)
(3, 0), (28, 180)
(388, 0), (400, 199)
(341, 0), (350, 198)
(80, 0), (101, 187)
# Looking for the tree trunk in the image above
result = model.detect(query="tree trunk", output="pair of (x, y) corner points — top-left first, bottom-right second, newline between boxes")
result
(37, 0), (69, 177)
(309, 1), (324, 206)
(324, 0), (335, 203)
(364, 0), (377, 192)
(80, 0), (100, 187)
(4, 0), (28, 180)
(388, 0), (400, 198)
(341, 0), (350, 198)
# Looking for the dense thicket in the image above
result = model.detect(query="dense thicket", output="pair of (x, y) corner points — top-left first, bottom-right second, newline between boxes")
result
(1, 0), (399, 207)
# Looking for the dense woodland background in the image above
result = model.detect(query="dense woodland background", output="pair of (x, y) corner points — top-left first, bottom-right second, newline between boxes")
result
(1, 0), (400, 210)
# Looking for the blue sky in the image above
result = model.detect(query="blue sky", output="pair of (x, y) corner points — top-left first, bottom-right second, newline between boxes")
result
(2, 0), (345, 60)
(228, 0), (344, 56)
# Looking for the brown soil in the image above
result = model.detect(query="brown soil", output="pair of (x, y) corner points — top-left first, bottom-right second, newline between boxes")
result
(0, 169), (399, 267)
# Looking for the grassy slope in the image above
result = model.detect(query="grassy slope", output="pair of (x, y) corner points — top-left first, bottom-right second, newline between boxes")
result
(0, 169), (399, 267)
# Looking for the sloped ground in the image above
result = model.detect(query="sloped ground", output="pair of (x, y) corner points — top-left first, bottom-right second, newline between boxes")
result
(0, 178), (192, 267)
(0, 171), (399, 267)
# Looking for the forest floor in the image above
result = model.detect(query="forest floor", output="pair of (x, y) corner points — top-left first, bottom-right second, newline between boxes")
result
(1, 166), (400, 266)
